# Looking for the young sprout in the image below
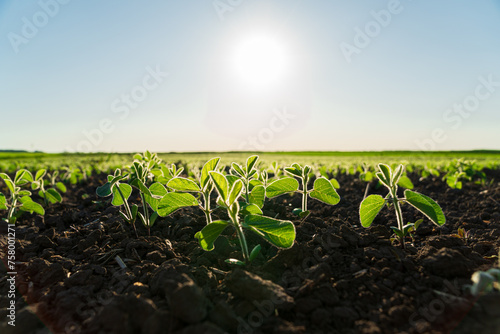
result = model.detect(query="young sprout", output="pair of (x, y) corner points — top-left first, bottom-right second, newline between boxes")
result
(96, 168), (139, 237)
(31, 169), (63, 206)
(230, 155), (260, 203)
(46, 170), (67, 194)
(128, 151), (165, 235)
(152, 162), (184, 186)
(359, 164), (446, 249)
(0, 170), (45, 224)
(265, 163), (340, 218)
(359, 163), (374, 200)
(452, 227), (471, 245)
(194, 171), (295, 265)
(164, 157), (221, 225)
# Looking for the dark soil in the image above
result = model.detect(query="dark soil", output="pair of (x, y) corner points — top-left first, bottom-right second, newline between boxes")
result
(1, 170), (500, 334)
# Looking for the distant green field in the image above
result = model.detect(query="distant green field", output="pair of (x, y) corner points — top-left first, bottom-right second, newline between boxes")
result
(1, 151), (499, 173)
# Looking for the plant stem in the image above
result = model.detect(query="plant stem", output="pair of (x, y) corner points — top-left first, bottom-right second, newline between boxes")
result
(202, 192), (212, 225)
(244, 179), (250, 203)
(301, 175), (309, 212)
(139, 192), (150, 229)
(363, 182), (370, 200)
(116, 184), (138, 238)
(229, 209), (249, 263)
(7, 196), (17, 223)
(391, 187), (405, 249)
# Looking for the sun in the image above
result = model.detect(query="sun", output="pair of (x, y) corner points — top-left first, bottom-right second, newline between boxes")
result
(231, 34), (289, 88)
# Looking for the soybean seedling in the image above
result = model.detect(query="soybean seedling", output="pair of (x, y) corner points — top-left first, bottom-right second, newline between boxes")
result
(266, 163), (340, 218)
(46, 170), (67, 194)
(31, 169), (63, 206)
(230, 155), (260, 203)
(128, 152), (166, 235)
(359, 163), (374, 200)
(452, 227), (471, 245)
(359, 164), (446, 249)
(194, 171), (295, 265)
(0, 170), (45, 224)
(97, 168), (139, 237)
(164, 157), (221, 224)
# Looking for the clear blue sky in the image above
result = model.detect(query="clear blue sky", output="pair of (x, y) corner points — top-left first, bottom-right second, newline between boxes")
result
(1, 0), (499, 152)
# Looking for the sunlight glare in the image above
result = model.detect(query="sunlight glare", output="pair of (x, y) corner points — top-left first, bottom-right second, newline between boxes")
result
(232, 35), (289, 88)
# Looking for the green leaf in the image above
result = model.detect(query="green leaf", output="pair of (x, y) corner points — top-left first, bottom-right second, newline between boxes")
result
(378, 164), (392, 183)
(45, 188), (62, 203)
(131, 204), (139, 220)
(226, 175), (240, 190)
(375, 172), (390, 188)
(131, 179), (152, 197)
(249, 185), (265, 208)
(225, 258), (246, 266)
(330, 178), (340, 189)
(96, 182), (112, 197)
(402, 223), (414, 236)
(249, 179), (263, 190)
(246, 155), (259, 172)
(397, 175), (414, 190)
(168, 177), (200, 192)
(0, 174), (15, 194)
(266, 178), (299, 198)
(149, 212), (159, 227)
(404, 190), (446, 226)
(243, 215), (295, 249)
(240, 203), (263, 216)
(111, 183), (132, 206)
(194, 220), (230, 251)
(249, 244), (261, 262)
(392, 164), (404, 184)
(56, 182), (67, 193)
(0, 192), (6, 210)
(18, 190), (31, 196)
(109, 174), (127, 187)
(390, 227), (404, 239)
(35, 169), (46, 182)
(231, 163), (245, 178)
(157, 192), (198, 216)
(414, 219), (423, 230)
(359, 194), (385, 227)
(248, 169), (258, 179)
(150, 182), (168, 196)
(201, 157), (220, 190)
(299, 210), (310, 219)
(20, 199), (45, 215)
(229, 179), (243, 205)
(284, 167), (302, 178)
(310, 177), (340, 206)
(15, 169), (33, 184)
(209, 171), (229, 203)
